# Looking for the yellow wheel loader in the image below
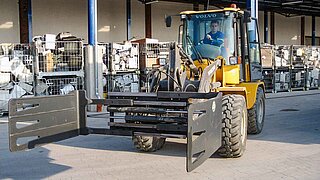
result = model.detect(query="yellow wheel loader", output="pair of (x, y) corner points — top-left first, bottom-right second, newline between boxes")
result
(8, 5), (265, 172)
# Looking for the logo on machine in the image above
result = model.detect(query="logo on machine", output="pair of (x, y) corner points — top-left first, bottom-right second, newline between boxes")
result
(195, 14), (217, 19)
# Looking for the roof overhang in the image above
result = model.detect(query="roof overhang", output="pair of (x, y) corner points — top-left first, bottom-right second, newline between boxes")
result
(158, 0), (320, 17)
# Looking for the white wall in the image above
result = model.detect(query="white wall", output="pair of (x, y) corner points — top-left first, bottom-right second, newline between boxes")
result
(274, 14), (301, 45)
(305, 16), (320, 37)
(97, 0), (126, 42)
(1, 0), (320, 45)
(131, 0), (145, 40)
(0, 0), (20, 43)
(32, 0), (88, 41)
(151, 1), (193, 41)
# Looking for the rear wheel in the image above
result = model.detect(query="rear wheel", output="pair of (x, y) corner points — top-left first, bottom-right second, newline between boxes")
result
(218, 94), (247, 158)
(247, 87), (265, 134)
(132, 136), (166, 152)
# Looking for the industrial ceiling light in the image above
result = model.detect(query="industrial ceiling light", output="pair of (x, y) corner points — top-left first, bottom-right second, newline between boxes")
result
(282, 0), (304, 5)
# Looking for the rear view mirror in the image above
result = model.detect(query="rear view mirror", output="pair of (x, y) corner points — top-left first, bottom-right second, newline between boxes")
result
(229, 56), (238, 65)
(165, 16), (172, 27)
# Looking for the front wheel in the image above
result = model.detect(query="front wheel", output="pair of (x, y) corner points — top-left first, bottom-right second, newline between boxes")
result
(132, 136), (166, 152)
(247, 87), (265, 134)
(218, 94), (248, 158)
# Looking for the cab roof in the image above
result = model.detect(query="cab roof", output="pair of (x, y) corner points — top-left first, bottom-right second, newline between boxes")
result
(180, 7), (243, 15)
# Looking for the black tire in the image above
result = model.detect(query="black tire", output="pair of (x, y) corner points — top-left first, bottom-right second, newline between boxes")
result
(132, 136), (166, 152)
(247, 87), (265, 134)
(218, 94), (248, 158)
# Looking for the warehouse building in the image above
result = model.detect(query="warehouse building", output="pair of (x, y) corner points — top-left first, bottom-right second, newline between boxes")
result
(1, 0), (320, 45)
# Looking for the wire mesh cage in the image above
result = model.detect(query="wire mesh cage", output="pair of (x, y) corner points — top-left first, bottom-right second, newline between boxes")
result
(138, 42), (172, 91)
(98, 43), (112, 72)
(306, 46), (320, 68)
(274, 70), (290, 92)
(274, 45), (291, 67)
(139, 42), (171, 71)
(291, 45), (308, 67)
(106, 42), (139, 72)
(0, 43), (34, 113)
(34, 41), (84, 77)
(37, 76), (84, 95)
(262, 69), (274, 92)
(290, 68), (306, 90)
(306, 67), (320, 89)
(106, 73), (140, 93)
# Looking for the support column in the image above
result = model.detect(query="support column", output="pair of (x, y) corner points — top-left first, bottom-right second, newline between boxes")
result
(87, 0), (102, 112)
(19, 0), (32, 43)
(126, 0), (132, 40)
(204, 1), (209, 10)
(270, 12), (275, 45)
(247, 0), (258, 21)
(247, 0), (258, 41)
(301, 16), (305, 45)
(88, 0), (97, 45)
(145, 4), (152, 38)
(264, 11), (268, 44)
(193, 2), (200, 11)
(312, 16), (316, 46)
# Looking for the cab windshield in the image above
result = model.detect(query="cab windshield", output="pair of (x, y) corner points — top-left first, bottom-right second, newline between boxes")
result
(182, 12), (235, 64)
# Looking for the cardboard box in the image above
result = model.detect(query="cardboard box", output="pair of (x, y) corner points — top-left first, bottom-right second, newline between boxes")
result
(275, 56), (281, 67)
(295, 72), (301, 81)
(44, 34), (56, 50)
(45, 52), (54, 72)
(312, 69), (319, 79)
(0, 73), (11, 85)
(0, 56), (11, 72)
(261, 48), (273, 67)
(146, 58), (158, 68)
(280, 73), (286, 83)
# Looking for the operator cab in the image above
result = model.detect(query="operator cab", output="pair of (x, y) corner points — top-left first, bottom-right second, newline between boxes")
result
(179, 6), (262, 82)
(182, 10), (235, 63)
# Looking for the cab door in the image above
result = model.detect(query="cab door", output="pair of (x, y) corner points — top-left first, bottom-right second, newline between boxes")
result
(247, 18), (263, 81)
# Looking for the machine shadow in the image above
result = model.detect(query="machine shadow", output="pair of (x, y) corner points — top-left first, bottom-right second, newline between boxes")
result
(0, 124), (71, 180)
(55, 135), (187, 158)
(56, 133), (226, 159)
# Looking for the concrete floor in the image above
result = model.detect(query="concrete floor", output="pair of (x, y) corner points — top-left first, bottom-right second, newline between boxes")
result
(0, 90), (320, 179)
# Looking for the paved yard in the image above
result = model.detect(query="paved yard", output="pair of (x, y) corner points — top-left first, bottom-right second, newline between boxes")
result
(1, 90), (320, 179)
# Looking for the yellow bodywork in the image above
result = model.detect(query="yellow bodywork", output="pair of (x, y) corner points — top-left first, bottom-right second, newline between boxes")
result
(218, 82), (265, 109)
(216, 62), (264, 109)
(184, 59), (264, 109)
